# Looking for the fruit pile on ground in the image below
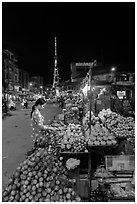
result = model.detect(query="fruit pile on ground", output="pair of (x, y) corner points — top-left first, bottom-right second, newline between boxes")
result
(2, 146), (81, 202)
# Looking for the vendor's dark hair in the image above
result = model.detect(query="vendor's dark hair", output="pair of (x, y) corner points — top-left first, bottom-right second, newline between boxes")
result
(30, 98), (46, 118)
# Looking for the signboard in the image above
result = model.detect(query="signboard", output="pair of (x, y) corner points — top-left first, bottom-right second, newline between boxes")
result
(105, 155), (135, 171)
(117, 91), (126, 99)
(116, 81), (134, 86)
(93, 74), (112, 81)
(75, 62), (93, 66)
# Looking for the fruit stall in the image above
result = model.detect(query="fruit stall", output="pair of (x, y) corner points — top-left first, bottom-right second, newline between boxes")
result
(2, 88), (135, 201)
(2, 126), (82, 202)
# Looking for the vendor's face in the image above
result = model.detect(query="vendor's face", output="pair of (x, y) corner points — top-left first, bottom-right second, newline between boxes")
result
(41, 104), (45, 109)
(38, 104), (45, 110)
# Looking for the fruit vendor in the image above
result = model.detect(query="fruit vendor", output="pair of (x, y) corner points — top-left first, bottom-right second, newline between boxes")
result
(30, 98), (55, 144)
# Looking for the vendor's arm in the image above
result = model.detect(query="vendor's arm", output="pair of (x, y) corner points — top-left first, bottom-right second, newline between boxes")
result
(43, 125), (56, 131)
(33, 111), (56, 131)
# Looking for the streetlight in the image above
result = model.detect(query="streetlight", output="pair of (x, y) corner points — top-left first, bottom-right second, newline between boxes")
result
(89, 60), (97, 134)
(111, 67), (116, 72)
(40, 86), (43, 94)
(111, 67), (116, 83)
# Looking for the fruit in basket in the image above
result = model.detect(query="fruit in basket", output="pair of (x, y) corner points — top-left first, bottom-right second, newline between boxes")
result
(94, 166), (113, 178)
(110, 184), (127, 197)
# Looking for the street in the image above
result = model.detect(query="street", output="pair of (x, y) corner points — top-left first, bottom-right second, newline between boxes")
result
(2, 102), (62, 190)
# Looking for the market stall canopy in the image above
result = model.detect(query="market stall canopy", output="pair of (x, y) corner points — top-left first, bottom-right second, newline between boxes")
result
(92, 65), (114, 76)
(73, 65), (114, 80)
(92, 80), (112, 86)
(73, 70), (88, 80)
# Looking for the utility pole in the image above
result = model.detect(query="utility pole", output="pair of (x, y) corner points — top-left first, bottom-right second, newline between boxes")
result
(89, 60), (97, 134)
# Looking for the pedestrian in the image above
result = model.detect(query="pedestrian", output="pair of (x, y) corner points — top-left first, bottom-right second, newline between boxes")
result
(110, 94), (116, 112)
(114, 95), (123, 114)
(8, 99), (16, 111)
(24, 98), (28, 109)
(30, 98), (56, 144)
(2, 98), (8, 114)
(59, 95), (64, 109)
(21, 98), (25, 109)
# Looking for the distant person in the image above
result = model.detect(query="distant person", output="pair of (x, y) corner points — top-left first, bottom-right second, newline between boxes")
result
(8, 99), (16, 111)
(114, 95), (123, 114)
(24, 98), (28, 109)
(110, 94), (116, 112)
(21, 98), (25, 109)
(59, 95), (64, 109)
(30, 98), (55, 144)
(2, 99), (8, 114)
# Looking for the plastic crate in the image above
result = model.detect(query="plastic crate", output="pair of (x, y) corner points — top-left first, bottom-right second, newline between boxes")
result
(79, 178), (89, 199)
(105, 155), (135, 171)
(67, 167), (80, 195)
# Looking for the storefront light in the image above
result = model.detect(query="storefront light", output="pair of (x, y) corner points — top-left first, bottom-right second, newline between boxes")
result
(82, 84), (88, 95)
(92, 87), (95, 91)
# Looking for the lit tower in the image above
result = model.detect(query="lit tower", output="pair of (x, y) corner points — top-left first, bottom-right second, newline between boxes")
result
(52, 37), (59, 91)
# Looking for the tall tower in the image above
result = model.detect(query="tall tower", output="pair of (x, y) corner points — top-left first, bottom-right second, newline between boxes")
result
(52, 37), (59, 90)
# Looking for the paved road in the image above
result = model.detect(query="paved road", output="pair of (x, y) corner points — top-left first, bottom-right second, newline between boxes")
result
(2, 103), (62, 190)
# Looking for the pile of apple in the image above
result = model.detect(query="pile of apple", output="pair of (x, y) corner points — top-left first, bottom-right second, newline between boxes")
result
(2, 146), (81, 202)
(85, 123), (117, 146)
(61, 124), (87, 152)
(83, 110), (117, 146)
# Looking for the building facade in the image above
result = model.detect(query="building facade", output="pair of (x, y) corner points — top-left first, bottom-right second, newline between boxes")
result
(2, 49), (19, 92)
(71, 62), (135, 114)
(2, 49), (30, 93)
(71, 62), (92, 82)
(111, 72), (135, 105)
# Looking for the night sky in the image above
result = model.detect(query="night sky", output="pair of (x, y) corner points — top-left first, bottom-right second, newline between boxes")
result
(2, 2), (135, 84)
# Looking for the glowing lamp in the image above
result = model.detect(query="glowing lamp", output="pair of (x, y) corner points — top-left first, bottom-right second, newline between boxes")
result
(111, 67), (116, 72)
